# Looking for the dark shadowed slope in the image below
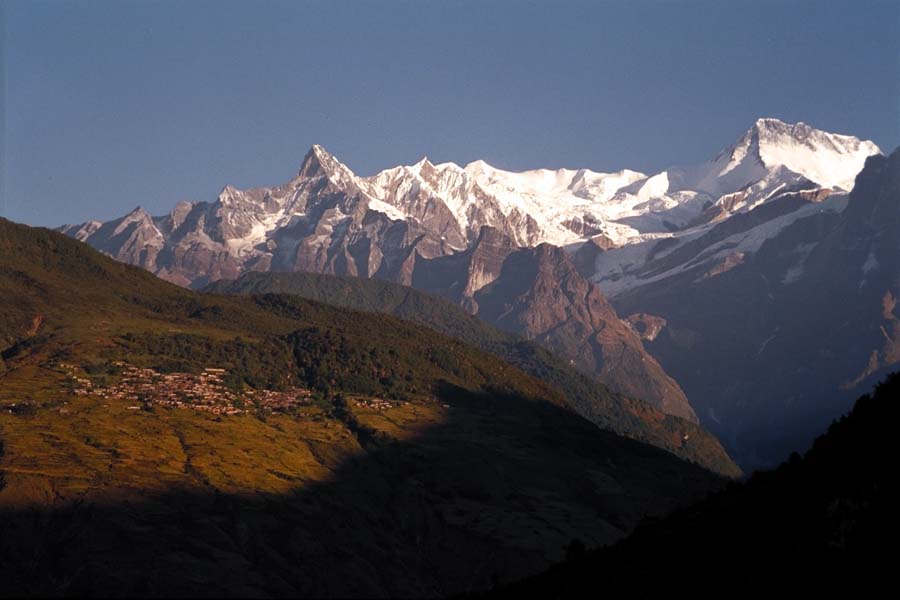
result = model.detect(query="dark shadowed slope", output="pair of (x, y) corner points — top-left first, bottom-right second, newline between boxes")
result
(613, 148), (900, 469)
(206, 271), (739, 476)
(490, 373), (900, 595)
(0, 218), (726, 596)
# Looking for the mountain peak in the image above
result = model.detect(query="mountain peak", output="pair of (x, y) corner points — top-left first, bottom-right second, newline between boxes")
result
(464, 159), (493, 174)
(298, 144), (343, 179)
(310, 143), (331, 158)
(750, 117), (820, 145)
(753, 116), (792, 129)
(701, 118), (883, 192)
(123, 205), (151, 221)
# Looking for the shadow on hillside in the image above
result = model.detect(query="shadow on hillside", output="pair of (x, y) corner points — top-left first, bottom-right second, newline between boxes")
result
(0, 383), (723, 598)
(486, 374), (900, 594)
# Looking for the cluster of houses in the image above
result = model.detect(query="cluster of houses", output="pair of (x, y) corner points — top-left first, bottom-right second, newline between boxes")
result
(245, 387), (314, 413)
(60, 362), (96, 395)
(62, 362), (314, 417)
(352, 397), (394, 411)
(68, 364), (246, 415)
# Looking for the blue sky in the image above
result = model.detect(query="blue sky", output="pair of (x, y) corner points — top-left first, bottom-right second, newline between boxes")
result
(3, 0), (899, 226)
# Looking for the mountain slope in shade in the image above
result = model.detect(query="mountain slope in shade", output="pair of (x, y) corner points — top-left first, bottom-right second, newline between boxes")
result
(0, 217), (726, 596)
(611, 148), (900, 469)
(207, 271), (737, 475)
(471, 243), (695, 421)
(492, 373), (900, 593)
(400, 227), (697, 421)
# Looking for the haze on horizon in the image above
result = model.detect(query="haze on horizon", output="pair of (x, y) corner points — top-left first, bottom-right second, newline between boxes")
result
(2, 0), (898, 227)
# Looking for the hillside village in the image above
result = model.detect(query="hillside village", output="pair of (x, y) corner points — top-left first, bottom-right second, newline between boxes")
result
(51, 361), (411, 417)
(60, 362), (313, 416)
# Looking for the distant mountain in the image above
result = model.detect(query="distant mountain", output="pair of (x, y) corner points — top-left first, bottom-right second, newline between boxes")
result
(61, 119), (878, 291)
(207, 271), (739, 476)
(59, 118), (882, 459)
(583, 118), (880, 297)
(0, 217), (727, 596)
(493, 372), (900, 592)
(610, 147), (900, 469)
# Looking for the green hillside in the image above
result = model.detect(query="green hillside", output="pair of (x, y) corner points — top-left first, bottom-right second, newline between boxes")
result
(0, 218), (725, 596)
(206, 271), (739, 477)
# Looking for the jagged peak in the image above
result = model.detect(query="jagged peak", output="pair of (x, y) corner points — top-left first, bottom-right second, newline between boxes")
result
(740, 117), (879, 154)
(169, 201), (194, 228)
(297, 144), (357, 183)
(753, 116), (793, 130)
(749, 117), (819, 146)
(123, 205), (151, 220)
(698, 117), (883, 192)
(216, 185), (245, 208)
(297, 145), (327, 178)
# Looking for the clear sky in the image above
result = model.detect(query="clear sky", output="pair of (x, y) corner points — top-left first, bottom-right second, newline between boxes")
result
(3, 0), (899, 226)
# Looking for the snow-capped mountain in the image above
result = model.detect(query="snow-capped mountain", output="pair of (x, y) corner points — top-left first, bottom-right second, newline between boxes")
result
(580, 118), (881, 297)
(59, 117), (882, 434)
(62, 118), (880, 293)
(362, 157), (649, 248)
(611, 148), (900, 469)
(674, 118), (878, 197)
(361, 117), (879, 255)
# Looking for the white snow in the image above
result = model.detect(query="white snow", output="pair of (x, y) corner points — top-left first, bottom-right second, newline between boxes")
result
(593, 193), (849, 298)
(214, 119), (878, 263)
(755, 121), (880, 191)
(92, 118), (878, 284)
(367, 198), (408, 221)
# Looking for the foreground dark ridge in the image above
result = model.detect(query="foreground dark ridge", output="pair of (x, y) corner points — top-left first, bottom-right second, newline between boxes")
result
(206, 271), (739, 476)
(488, 373), (900, 594)
(0, 217), (725, 596)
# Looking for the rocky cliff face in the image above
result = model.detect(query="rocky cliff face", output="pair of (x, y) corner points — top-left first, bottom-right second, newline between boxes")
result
(473, 244), (696, 421)
(613, 149), (900, 468)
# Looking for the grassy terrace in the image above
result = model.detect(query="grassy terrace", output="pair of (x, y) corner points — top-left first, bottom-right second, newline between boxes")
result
(0, 363), (445, 505)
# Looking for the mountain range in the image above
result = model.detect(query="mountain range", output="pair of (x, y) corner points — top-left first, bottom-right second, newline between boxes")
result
(3, 116), (895, 595)
(59, 118), (888, 467)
